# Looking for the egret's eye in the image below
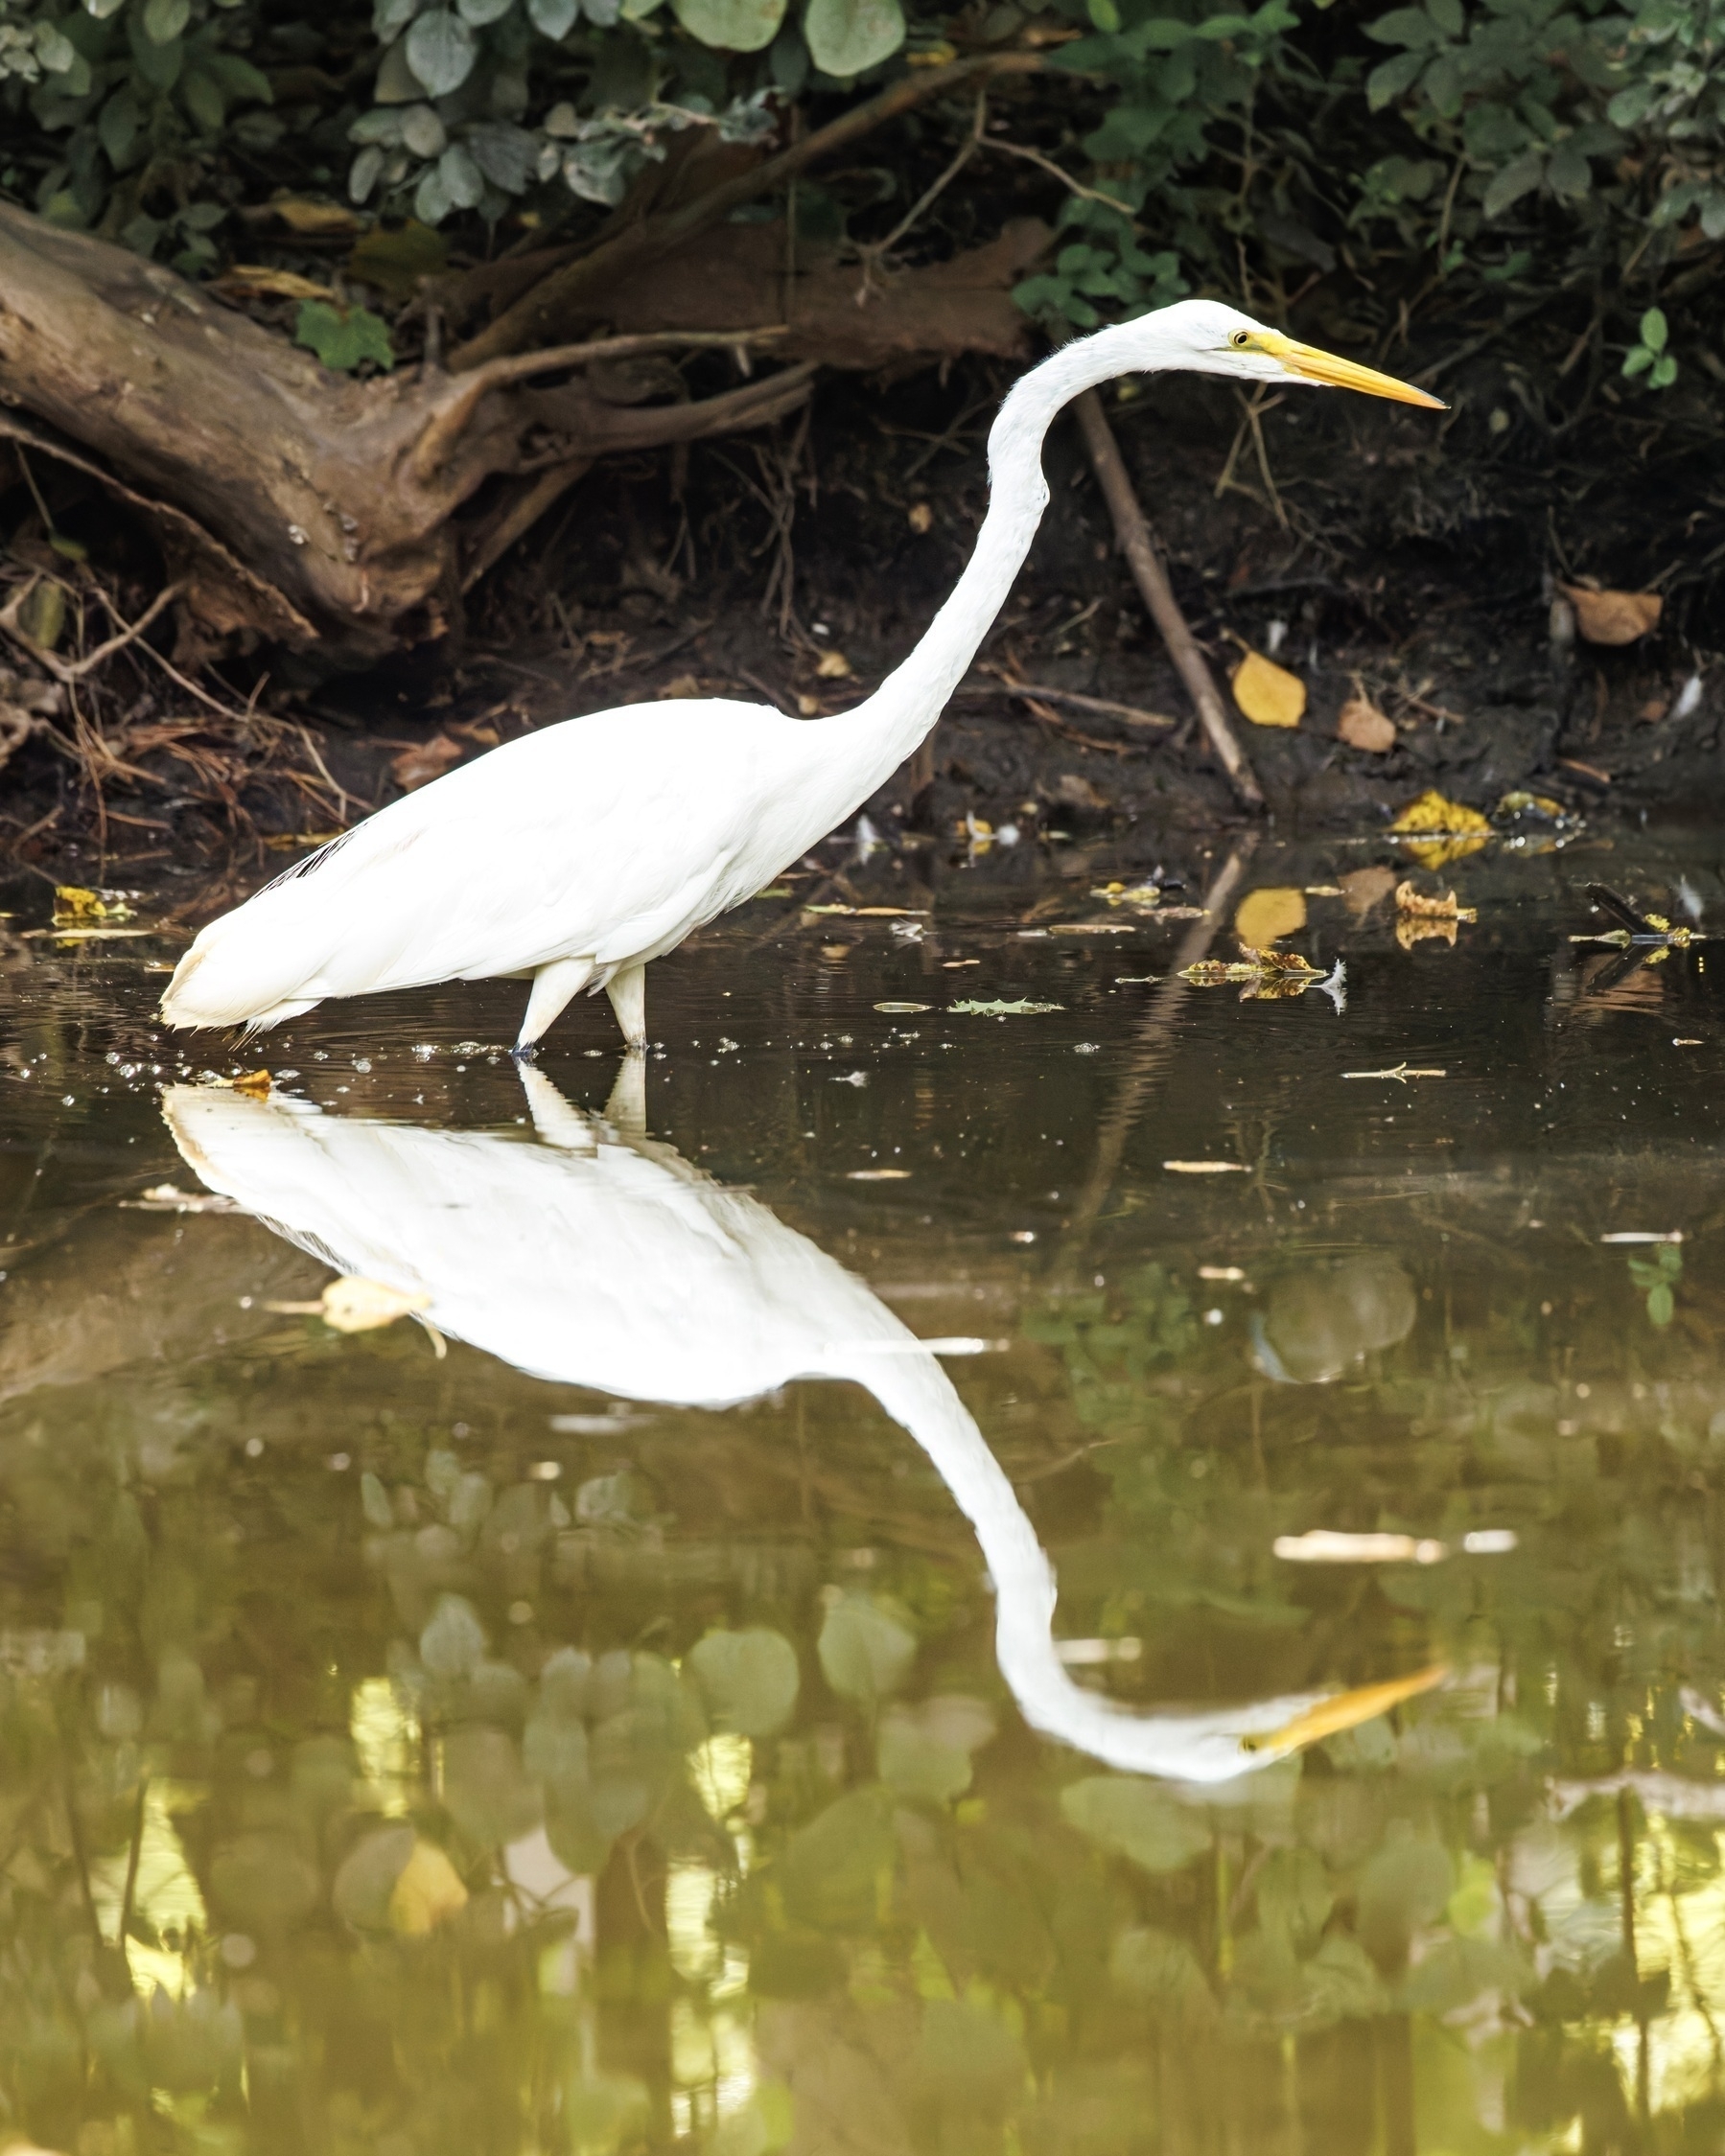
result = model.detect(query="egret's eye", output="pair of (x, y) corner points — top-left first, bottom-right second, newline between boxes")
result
(1229, 330), (1253, 350)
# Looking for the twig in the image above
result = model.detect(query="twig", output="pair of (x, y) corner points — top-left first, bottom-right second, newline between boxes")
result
(86, 587), (251, 721)
(415, 328), (792, 481)
(980, 136), (1134, 218)
(854, 91), (990, 292)
(964, 673), (1174, 729)
(1072, 389), (1263, 812)
(62, 582), (184, 680)
(460, 460), (593, 593)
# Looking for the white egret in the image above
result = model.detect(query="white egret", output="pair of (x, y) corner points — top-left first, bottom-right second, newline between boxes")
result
(164, 1067), (1441, 1783)
(160, 302), (1439, 1057)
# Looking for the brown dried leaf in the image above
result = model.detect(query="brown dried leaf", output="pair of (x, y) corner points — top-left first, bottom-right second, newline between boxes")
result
(1340, 866), (1398, 916)
(1560, 584), (1663, 646)
(1337, 693), (1396, 753)
(268, 196), (361, 236)
(1395, 914), (1458, 951)
(216, 266), (335, 303)
(1231, 649), (1306, 729)
(1393, 881), (1477, 922)
(392, 734), (463, 791)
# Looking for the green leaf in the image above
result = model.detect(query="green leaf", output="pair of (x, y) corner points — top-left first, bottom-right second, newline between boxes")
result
(206, 53), (273, 103)
(1365, 6), (1440, 45)
(1060, 1776), (1211, 1872)
(406, 9), (477, 95)
(818, 1593), (918, 1704)
(143, 0), (191, 40)
(1425, 0), (1462, 31)
(528, 0), (580, 29)
(34, 21), (79, 72)
(459, 0), (515, 17)
(1482, 149), (1544, 217)
(1087, 0), (1121, 26)
(688, 1627), (801, 1736)
(1110, 1926), (1217, 2017)
(84, 0), (128, 16)
(181, 69), (224, 131)
(361, 1472), (394, 1529)
(1648, 1281), (1675, 1323)
(1621, 344), (1653, 377)
(802, 0), (904, 75)
(1365, 49), (1425, 105)
(333, 1823), (416, 1929)
(672, 0), (786, 45)
(1639, 307), (1668, 352)
(98, 86), (143, 166)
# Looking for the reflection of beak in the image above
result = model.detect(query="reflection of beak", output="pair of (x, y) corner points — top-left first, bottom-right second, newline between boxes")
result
(1257, 331), (1446, 409)
(1242, 1663), (1448, 1755)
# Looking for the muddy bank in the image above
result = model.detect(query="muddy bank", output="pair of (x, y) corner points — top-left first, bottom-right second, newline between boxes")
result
(3, 320), (1720, 883)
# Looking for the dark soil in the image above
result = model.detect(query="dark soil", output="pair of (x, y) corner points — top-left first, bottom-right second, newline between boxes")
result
(3, 302), (1721, 889)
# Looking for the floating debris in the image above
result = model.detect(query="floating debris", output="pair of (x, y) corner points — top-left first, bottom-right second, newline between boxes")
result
(1340, 1062), (1448, 1082)
(949, 999), (1063, 1016)
(1162, 1160), (1249, 1174)
(1091, 881), (1162, 909)
(122, 1184), (244, 1215)
(847, 1169), (912, 1181)
(1274, 1529), (1517, 1564)
(874, 1002), (931, 1014)
(1180, 947), (1343, 1005)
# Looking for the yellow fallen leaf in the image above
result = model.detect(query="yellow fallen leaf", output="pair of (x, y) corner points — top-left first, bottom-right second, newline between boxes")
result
(1561, 584), (1662, 645)
(320, 1276), (431, 1333)
(1234, 887), (1306, 948)
(232, 1069), (273, 1099)
(1231, 649), (1305, 729)
(388, 1839), (469, 1936)
(1396, 913), (1458, 951)
(1388, 789), (1490, 869)
(1337, 693), (1395, 753)
(268, 195), (361, 235)
(815, 649), (853, 680)
(53, 885), (132, 926)
(216, 265), (335, 302)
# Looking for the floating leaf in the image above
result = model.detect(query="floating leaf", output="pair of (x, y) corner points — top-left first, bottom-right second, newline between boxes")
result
(1338, 692), (1395, 752)
(1061, 1776), (1211, 1873)
(294, 300), (396, 374)
(673, 0), (786, 50)
(1388, 788), (1490, 869)
(1560, 584), (1663, 646)
(320, 1274), (429, 1331)
(818, 1593), (917, 1704)
(54, 886), (133, 926)
(1393, 880), (1476, 924)
(688, 1627), (801, 1736)
(1231, 649), (1305, 729)
(1233, 887), (1306, 949)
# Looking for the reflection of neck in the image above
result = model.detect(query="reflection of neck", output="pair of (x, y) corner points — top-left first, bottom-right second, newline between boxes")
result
(855, 1350), (1261, 1782)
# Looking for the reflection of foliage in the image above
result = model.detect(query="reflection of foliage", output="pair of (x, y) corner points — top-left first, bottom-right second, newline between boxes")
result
(8, 1216), (1725, 2150)
(1628, 1240), (1683, 1327)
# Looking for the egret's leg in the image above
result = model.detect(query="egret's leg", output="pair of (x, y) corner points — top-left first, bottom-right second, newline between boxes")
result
(514, 957), (594, 1060)
(605, 962), (647, 1051)
(604, 1054), (647, 1135)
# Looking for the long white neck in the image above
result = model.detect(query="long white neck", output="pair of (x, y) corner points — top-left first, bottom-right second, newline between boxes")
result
(805, 322), (1150, 817)
(851, 1350), (1308, 1784)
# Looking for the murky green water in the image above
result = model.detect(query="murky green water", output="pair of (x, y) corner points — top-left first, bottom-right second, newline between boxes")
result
(4, 824), (1725, 2156)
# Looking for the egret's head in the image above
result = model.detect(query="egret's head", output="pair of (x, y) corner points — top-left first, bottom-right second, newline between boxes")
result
(1117, 298), (1445, 409)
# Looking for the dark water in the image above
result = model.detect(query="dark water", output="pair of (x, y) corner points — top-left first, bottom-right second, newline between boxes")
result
(4, 823), (1725, 2156)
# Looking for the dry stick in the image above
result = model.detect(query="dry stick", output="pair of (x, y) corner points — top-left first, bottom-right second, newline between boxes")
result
(1073, 389), (1264, 812)
(450, 51), (1047, 371)
(970, 675), (1175, 730)
(414, 327), (792, 482)
(460, 459), (594, 594)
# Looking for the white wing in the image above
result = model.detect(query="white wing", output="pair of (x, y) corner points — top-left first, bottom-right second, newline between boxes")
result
(165, 699), (820, 1026)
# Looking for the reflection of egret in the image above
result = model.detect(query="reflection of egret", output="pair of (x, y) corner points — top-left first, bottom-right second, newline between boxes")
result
(164, 1073), (1437, 1784)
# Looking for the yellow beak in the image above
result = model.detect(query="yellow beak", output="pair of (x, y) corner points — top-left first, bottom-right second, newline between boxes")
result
(1255, 331), (1446, 409)
(1241, 1663), (1449, 1755)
